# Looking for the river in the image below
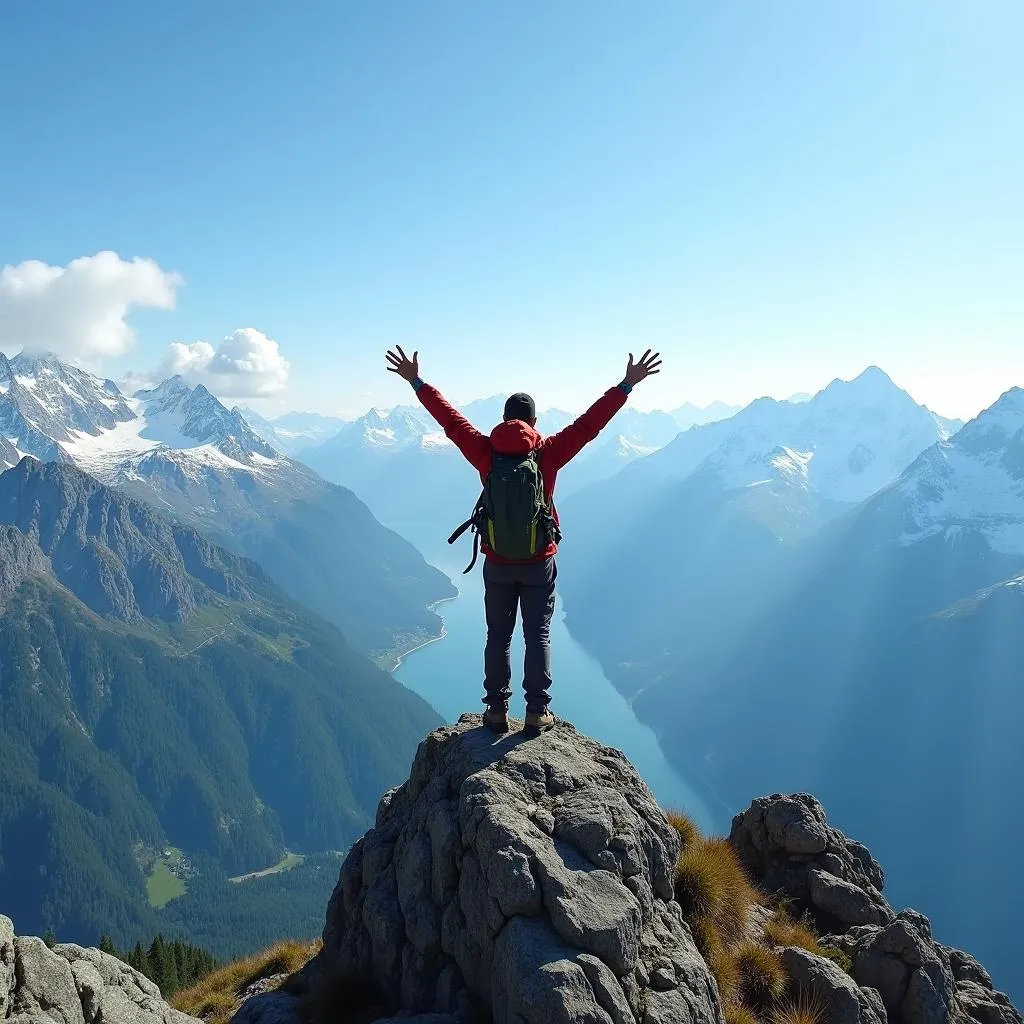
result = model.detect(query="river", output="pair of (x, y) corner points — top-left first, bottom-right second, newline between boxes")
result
(388, 520), (723, 833)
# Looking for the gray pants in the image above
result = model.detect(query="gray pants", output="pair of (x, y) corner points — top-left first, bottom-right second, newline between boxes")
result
(483, 556), (557, 711)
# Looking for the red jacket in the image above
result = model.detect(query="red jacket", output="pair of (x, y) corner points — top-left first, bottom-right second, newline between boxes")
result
(415, 383), (629, 561)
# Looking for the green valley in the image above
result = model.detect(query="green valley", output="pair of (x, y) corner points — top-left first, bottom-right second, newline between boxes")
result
(0, 459), (440, 957)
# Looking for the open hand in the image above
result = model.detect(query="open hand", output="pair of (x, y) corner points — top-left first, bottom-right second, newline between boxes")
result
(624, 349), (662, 388)
(385, 346), (419, 382)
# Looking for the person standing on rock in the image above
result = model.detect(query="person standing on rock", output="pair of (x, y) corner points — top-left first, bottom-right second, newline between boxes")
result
(385, 345), (662, 735)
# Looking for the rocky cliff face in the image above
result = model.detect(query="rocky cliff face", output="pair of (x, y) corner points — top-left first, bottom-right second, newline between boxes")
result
(0, 524), (49, 603)
(0, 457), (255, 623)
(0, 915), (199, 1024)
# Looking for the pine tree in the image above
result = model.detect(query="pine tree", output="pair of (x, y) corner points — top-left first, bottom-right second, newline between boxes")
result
(43, 928), (57, 948)
(130, 941), (152, 980)
(148, 935), (165, 990)
(148, 934), (180, 995)
(98, 935), (117, 956)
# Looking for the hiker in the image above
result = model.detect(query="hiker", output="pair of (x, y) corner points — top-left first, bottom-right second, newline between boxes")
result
(385, 345), (662, 734)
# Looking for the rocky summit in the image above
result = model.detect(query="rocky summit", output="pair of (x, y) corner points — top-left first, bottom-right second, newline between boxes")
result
(232, 717), (1018, 1024)
(0, 915), (199, 1024)
(240, 714), (720, 1024)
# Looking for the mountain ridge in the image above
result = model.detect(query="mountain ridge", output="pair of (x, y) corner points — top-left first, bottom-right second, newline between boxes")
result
(0, 456), (442, 946)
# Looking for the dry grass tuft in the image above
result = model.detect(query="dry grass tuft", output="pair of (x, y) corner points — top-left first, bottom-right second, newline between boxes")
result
(172, 939), (320, 1024)
(666, 809), (703, 851)
(674, 837), (758, 946)
(733, 942), (787, 1010)
(769, 991), (826, 1024)
(762, 907), (823, 954)
(726, 1005), (762, 1024)
(666, 811), (835, 1024)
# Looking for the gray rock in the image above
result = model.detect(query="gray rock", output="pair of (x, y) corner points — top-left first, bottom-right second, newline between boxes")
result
(67, 960), (105, 1023)
(780, 946), (886, 1024)
(730, 794), (890, 931)
(861, 986), (890, 1024)
(839, 913), (1022, 1024)
(2, 915), (15, 1019)
(764, 795), (830, 854)
(957, 981), (1022, 1024)
(239, 974), (289, 1002)
(231, 990), (303, 1024)
(311, 715), (723, 1024)
(12, 938), (85, 1024)
(0, 924), (199, 1024)
(731, 800), (1020, 1024)
(946, 950), (993, 990)
(809, 869), (894, 927)
(55, 943), (196, 1024)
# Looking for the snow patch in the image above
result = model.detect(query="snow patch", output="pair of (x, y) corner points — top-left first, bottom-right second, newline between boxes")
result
(899, 435), (1024, 556)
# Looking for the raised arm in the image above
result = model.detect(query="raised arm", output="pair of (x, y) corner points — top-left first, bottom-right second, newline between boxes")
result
(385, 347), (492, 474)
(543, 350), (662, 470)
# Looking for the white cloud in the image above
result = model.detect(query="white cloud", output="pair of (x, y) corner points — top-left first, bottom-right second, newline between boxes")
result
(0, 251), (182, 360)
(116, 370), (157, 395)
(158, 328), (290, 397)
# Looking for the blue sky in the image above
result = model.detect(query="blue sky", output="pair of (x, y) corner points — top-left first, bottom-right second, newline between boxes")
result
(1, 1), (1021, 419)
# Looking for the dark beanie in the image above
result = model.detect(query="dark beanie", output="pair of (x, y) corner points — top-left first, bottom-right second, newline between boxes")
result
(504, 393), (536, 422)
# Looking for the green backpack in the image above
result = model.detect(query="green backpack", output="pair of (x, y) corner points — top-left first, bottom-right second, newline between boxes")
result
(448, 451), (560, 572)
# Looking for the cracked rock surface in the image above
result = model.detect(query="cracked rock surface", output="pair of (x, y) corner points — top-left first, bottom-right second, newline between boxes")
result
(731, 796), (1021, 1024)
(0, 917), (199, 1024)
(305, 715), (723, 1024)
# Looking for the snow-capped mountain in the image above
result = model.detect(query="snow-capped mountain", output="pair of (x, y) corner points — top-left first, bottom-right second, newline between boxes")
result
(634, 367), (959, 503)
(331, 406), (438, 452)
(0, 351), (453, 659)
(0, 351), (136, 466)
(619, 386), (1024, 999)
(556, 366), (961, 693)
(1, 351), (277, 476)
(51, 374), (282, 487)
(237, 407), (349, 456)
(898, 387), (1024, 555)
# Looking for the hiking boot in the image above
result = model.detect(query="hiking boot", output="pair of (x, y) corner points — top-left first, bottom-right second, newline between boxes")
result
(524, 707), (555, 734)
(483, 705), (510, 733)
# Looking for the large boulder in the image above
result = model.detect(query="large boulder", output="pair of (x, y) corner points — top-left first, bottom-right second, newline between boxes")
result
(298, 714), (724, 1024)
(729, 793), (892, 931)
(825, 915), (1022, 1024)
(730, 797), (1021, 1024)
(779, 946), (887, 1024)
(0, 918), (199, 1024)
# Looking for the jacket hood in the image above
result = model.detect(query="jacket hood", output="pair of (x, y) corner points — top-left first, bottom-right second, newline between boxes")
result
(489, 419), (542, 455)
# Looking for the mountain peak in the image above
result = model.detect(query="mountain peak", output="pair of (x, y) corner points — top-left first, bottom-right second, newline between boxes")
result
(963, 386), (1024, 439)
(136, 374), (191, 402)
(818, 365), (903, 404)
(858, 364), (892, 382)
(9, 348), (65, 371)
(0, 349), (136, 446)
